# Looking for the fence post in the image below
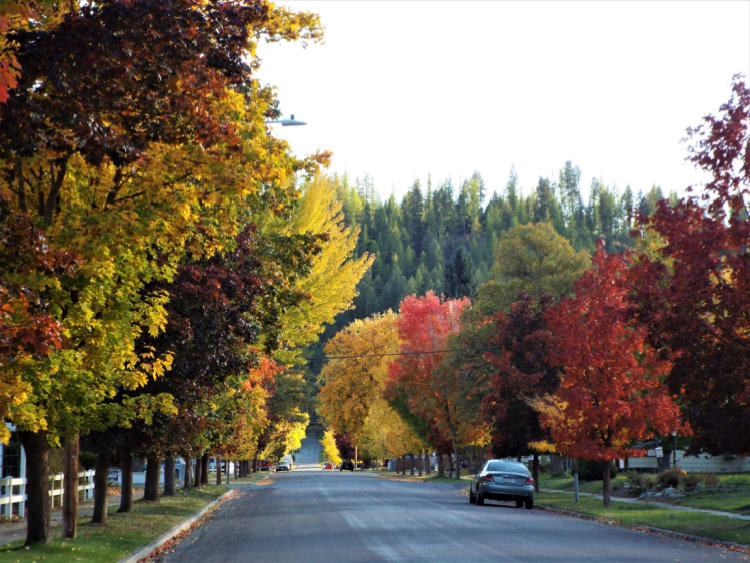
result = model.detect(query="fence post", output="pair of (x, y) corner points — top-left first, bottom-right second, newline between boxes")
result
(0, 477), (9, 518)
(19, 445), (26, 518)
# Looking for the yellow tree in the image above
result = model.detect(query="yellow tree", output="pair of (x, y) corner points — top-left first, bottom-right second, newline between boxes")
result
(318, 312), (399, 441)
(266, 174), (374, 361)
(361, 398), (423, 465)
(249, 174), (373, 465)
(320, 429), (342, 465)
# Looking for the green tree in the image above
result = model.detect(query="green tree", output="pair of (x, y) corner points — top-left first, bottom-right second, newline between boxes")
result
(444, 247), (476, 300)
(479, 222), (590, 314)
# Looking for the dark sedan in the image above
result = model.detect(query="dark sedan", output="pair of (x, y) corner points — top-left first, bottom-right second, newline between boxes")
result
(469, 459), (534, 509)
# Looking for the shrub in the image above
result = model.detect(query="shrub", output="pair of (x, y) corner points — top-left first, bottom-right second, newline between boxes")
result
(642, 473), (658, 490)
(680, 472), (702, 488)
(577, 459), (617, 481)
(658, 468), (684, 488)
(626, 470), (657, 490)
(626, 470), (643, 488)
(700, 471), (719, 486)
(717, 473), (750, 487)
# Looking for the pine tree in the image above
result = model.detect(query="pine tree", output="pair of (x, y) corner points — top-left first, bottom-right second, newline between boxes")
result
(444, 247), (476, 300)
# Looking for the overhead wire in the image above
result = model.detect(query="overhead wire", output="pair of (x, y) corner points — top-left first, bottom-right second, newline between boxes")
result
(305, 346), (499, 362)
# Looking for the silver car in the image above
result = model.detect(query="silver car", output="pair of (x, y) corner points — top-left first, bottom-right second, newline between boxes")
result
(469, 459), (535, 509)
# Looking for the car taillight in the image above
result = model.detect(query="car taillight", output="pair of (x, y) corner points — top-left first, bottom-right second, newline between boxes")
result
(482, 474), (494, 482)
(525, 476), (535, 485)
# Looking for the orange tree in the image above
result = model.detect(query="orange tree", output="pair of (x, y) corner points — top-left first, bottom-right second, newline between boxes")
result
(543, 245), (687, 506)
(632, 76), (750, 456)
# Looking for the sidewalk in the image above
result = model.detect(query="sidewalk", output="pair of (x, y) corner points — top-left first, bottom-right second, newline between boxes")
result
(540, 488), (750, 521)
(0, 493), (143, 546)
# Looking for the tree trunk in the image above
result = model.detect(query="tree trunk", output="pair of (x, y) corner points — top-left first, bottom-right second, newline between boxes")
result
(437, 454), (444, 478)
(183, 455), (193, 490)
(216, 455), (222, 486)
(551, 454), (564, 475)
(143, 455), (161, 501)
(410, 453), (415, 476)
(447, 454), (453, 479)
(602, 461), (611, 506)
(91, 451), (109, 524)
(118, 453), (133, 513)
(19, 431), (51, 546)
(425, 452), (430, 476)
(163, 456), (175, 496)
(62, 431), (79, 538)
(533, 453), (540, 493)
(252, 452), (258, 473)
(193, 453), (202, 488)
(401, 455), (406, 475)
(418, 450), (423, 477)
(201, 453), (209, 484)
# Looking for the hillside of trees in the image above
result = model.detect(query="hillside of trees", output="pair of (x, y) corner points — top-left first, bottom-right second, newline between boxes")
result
(308, 163), (673, 358)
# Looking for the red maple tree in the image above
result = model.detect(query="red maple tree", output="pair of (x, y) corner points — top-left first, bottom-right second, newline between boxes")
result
(632, 75), (750, 455)
(544, 245), (687, 505)
(384, 291), (471, 477)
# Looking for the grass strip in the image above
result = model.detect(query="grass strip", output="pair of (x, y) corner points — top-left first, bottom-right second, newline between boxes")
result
(1, 484), (229, 563)
(537, 492), (750, 547)
(376, 472), (471, 484)
(539, 473), (750, 513)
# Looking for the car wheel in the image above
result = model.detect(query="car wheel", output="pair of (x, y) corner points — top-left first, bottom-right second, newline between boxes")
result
(515, 500), (523, 508)
(469, 488), (476, 504)
(476, 490), (484, 506)
(524, 498), (534, 510)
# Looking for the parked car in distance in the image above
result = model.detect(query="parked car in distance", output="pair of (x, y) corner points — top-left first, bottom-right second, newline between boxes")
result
(259, 459), (272, 471)
(107, 469), (121, 485)
(276, 462), (291, 472)
(322, 462), (334, 470)
(469, 459), (534, 509)
(340, 461), (354, 471)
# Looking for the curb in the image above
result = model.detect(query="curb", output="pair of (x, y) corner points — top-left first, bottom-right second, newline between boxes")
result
(537, 504), (750, 553)
(117, 490), (234, 563)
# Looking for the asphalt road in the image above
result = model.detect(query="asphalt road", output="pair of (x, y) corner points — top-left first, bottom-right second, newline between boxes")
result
(159, 466), (748, 562)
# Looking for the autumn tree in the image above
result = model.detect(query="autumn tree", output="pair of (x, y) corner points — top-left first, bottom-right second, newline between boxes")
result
(0, 0), (324, 544)
(632, 76), (750, 456)
(270, 174), (373, 363)
(130, 222), (317, 492)
(543, 245), (687, 505)
(320, 429), (342, 465)
(384, 291), (471, 478)
(481, 292), (560, 488)
(318, 312), (399, 441)
(360, 397), (423, 467)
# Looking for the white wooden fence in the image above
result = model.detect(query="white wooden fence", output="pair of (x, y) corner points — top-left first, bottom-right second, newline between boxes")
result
(0, 470), (95, 519)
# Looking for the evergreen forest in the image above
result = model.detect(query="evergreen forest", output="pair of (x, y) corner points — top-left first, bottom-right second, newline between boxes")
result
(313, 162), (673, 356)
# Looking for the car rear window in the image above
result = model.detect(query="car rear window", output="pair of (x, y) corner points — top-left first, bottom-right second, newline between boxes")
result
(485, 461), (529, 475)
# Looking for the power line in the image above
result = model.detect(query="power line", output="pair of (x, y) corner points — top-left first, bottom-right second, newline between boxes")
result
(306, 346), (499, 362)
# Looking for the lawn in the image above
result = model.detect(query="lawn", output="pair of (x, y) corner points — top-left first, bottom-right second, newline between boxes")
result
(671, 489), (750, 513)
(539, 472), (750, 513)
(1, 485), (228, 563)
(536, 491), (750, 546)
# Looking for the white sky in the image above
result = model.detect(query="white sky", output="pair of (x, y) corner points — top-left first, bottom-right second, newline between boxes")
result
(258, 1), (750, 203)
